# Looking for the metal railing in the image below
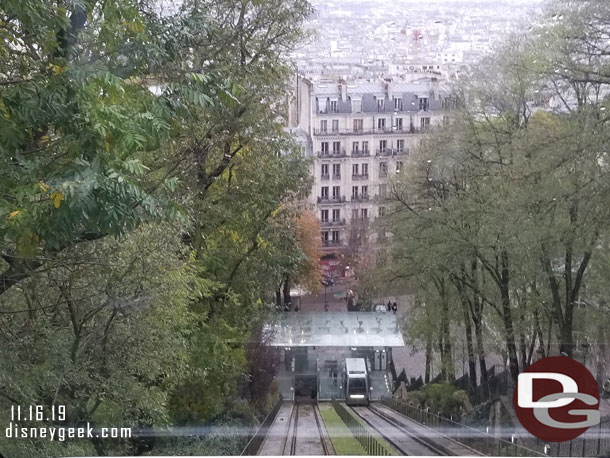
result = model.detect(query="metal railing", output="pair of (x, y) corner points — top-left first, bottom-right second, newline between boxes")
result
(320, 173), (330, 180)
(352, 173), (369, 181)
(317, 150), (346, 158)
(534, 415), (610, 457)
(321, 219), (346, 227)
(351, 194), (369, 202)
(376, 148), (408, 157)
(382, 398), (546, 457)
(318, 195), (346, 204)
(241, 396), (284, 455)
(332, 399), (392, 456)
(322, 240), (342, 247)
(313, 127), (422, 136)
(351, 150), (370, 157)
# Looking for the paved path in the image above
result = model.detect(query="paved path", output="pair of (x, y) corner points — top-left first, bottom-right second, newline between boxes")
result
(258, 402), (294, 456)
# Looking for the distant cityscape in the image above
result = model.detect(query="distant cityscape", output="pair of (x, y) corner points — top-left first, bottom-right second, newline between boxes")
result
(293, 0), (542, 81)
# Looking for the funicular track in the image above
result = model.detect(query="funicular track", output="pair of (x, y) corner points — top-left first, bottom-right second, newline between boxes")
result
(350, 403), (484, 456)
(258, 402), (331, 455)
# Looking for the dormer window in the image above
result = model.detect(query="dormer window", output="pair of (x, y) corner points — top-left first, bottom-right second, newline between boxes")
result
(377, 98), (385, 111)
(330, 100), (338, 113)
(394, 97), (402, 110)
(419, 97), (429, 111)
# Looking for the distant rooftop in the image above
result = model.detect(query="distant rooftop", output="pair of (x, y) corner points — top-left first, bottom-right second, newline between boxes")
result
(265, 311), (405, 347)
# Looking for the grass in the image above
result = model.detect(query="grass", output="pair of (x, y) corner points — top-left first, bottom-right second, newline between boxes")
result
(346, 404), (398, 455)
(319, 403), (367, 455)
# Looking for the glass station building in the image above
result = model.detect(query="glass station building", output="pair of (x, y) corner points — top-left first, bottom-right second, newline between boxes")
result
(265, 311), (405, 401)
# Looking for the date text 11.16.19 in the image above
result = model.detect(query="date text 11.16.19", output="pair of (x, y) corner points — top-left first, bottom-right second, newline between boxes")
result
(10, 405), (66, 422)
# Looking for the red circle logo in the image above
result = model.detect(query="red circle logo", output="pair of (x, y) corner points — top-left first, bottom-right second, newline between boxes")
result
(514, 357), (600, 442)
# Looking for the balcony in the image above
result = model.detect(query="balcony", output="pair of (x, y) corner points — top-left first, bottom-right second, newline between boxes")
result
(351, 149), (370, 157)
(351, 194), (370, 202)
(379, 170), (388, 178)
(313, 127), (420, 136)
(317, 149), (347, 158)
(332, 173), (341, 180)
(321, 218), (347, 228)
(352, 173), (369, 181)
(321, 173), (330, 180)
(376, 148), (407, 157)
(322, 239), (342, 247)
(317, 195), (346, 204)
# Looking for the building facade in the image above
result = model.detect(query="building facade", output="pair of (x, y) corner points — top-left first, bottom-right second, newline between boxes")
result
(293, 77), (449, 262)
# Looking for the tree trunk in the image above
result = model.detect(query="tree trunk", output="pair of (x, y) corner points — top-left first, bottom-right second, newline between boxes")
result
(425, 337), (432, 384)
(283, 274), (291, 306)
(461, 293), (477, 392)
(499, 250), (520, 382)
(276, 288), (282, 307)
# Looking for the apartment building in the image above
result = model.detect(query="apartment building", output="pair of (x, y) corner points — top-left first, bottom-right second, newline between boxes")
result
(293, 77), (449, 254)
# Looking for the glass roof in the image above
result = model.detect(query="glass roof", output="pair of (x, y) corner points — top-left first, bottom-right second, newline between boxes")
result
(265, 311), (405, 347)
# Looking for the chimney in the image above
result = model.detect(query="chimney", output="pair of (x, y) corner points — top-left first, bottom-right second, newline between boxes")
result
(339, 79), (347, 101)
(385, 81), (393, 102)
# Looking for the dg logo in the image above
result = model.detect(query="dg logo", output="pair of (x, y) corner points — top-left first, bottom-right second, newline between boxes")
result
(514, 356), (600, 442)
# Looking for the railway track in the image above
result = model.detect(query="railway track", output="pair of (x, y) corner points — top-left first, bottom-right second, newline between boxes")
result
(275, 403), (330, 455)
(351, 403), (484, 456)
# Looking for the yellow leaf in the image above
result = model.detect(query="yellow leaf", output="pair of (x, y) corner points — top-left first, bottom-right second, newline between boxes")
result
(38, 181), (50, 192)
(8, 210), (20, 219)
(50, 190), (65, 208)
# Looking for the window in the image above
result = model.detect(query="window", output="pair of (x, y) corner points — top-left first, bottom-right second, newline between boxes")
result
(321, 142), (329, 154)
(352, 99), (362, 113)
(352, 141), (359, 153)
(394, 97), (402, 110)
(361, 185), (368, 197)
(321, 164), (329, 178)
(362, 141), (369, 153)
(361, 208), (368, 219)
(379, 140), (387, 153)
(352, 164), (359, 175)
(332, 141), (341, 154)
(362, 163), (368, 176)
(352, 209), (359, 219)
(332, 186), (340, 199)
(321, 209), (329, 223)
(379, 183), (387, 198)
(332, 163), (341, 178)
(321, 186), (329, 199)
(320, 120), (327, 133)
(396, 161), (403, 172)
(379, 162), (388, 178)
(421, 117), (430, 130)
(377, 98), (385, 111)
(322, 231), (329, 242)
(332, 119), (339, 132)
(377, 118), (386, 130)
(332, 209), (340, 222)
(419, 97), (428, 111)
(332, 231), (340, 242)
(379, 206), (386, 217)
(396, 140), (405, 152)
(395, 118), (403, 130)
(353, 119), (363, 132)
(330, 100), (338, 112)
(352, 186), (359, 198)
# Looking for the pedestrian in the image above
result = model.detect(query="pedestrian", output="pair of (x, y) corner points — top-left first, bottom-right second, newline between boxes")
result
(386, 301), (391, 311)
(333, 370), (338, 387)
(392, 302), (397, 314)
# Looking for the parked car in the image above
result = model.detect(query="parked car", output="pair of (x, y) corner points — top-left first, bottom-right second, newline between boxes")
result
(373, 304), (387, 312)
